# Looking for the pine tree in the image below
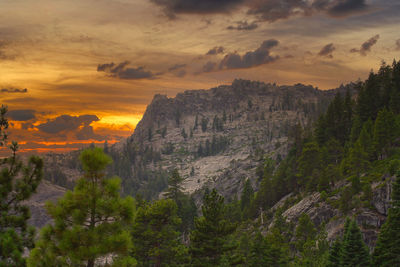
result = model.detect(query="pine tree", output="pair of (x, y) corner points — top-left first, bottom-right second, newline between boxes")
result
(28, 148), (135, 267)
(326, 238), (342, 267)
(190, 189), (236, 266)
(240, 179), (254, 213)
(0, 106), (44, 267)
(373, 172), (400, 266)
(295, 213), (317, 252)
(373, 108), (395, 159)
(131, 199), (188, 267)
(248, 232), (269, 267)
(165, 169), (184, 202)
(340, 220), (370, 266)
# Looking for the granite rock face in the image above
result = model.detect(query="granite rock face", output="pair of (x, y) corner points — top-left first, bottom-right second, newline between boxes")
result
(128, 79), (336, 197)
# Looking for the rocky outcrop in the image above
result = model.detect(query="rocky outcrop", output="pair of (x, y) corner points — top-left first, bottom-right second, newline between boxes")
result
(266, 178), (394, 249)
(127, 79), (338, 198)
(27, 181), (66, 228)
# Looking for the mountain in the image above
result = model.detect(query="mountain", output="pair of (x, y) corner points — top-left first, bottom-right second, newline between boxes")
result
(106, 79), (344, 200)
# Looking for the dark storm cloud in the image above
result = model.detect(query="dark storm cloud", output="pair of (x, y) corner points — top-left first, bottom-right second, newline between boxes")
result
(227, 21), (258, 31)
(1, 88), (28, 93)
(150, 0), (245, 17)
(396, 39), (400, 51)
(350, 34), (380, 56)
(7, 109), (35, 121)
(37, 114), (99, 134)
(318, 43), (335, 58)
(219, 39), (279, 69)
(97, 61), (155, 80)
(327, 0), (368, 17)
(206, 46), (225, 55)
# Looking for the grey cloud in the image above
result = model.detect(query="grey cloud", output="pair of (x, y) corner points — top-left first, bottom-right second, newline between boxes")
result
(168, 63), (187, 71)
(1, 88), (28, 93)
(151, 0), (371, 22)
(37, 114), (99, 134)
(318, 43), (335, 58)
(350, 34), (380, 56)
(227, 21), (258, 31)
(168, 63), (187, 77)
(97, 61), (155, 80)
(328, 0), (368, 17)
(219, 39), (279, 69)
(248, 0), (369, 22)
(7, 109), (35, 121)
(150, 0), (245, 18)
(76, 125), (103, 141)
(206, 46), (225, 55)
(202, 61), (217, 72)
(396, 39), (400, 51)
(247, 0), (309, 23)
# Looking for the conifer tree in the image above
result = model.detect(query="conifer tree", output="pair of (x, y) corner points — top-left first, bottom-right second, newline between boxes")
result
(248, 232), (269, 267)
(165, 169), (184, 202)
(0, 106), (44, 267)
(131, 199), (188, 267)
(190, 189), (236, 266)
(28, 148), (135, 267)
(240, 179), (254, 213)
(373, 172), (400, 266)
(340, 220), (370, 266)
(326, 238), (342, 267)
(373, 108), (395, 159)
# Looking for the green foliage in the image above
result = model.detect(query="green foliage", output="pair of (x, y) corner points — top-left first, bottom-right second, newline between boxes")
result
(240, 179), (254, 216)
(165, 169), (184, 202)
(373, 172), (400, 266)
(0, 106), (43, 267)
(295, 213), (317, 252)
(340, 220), (371, 266)
(131, 199), (188, 266)
(28, 148), (135, 267)
(373, 108), (396, 159)
(190, 189), (236, 266)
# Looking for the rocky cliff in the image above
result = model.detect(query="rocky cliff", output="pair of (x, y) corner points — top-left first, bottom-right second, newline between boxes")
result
(126, 79), (337, 199)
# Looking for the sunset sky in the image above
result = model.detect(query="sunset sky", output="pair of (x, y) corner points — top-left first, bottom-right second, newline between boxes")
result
(0, 0), (399, 154)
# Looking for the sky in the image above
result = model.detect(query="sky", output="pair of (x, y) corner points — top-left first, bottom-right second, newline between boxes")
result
(0, 0), (399, 154)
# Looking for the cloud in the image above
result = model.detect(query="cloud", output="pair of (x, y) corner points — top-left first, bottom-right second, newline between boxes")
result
(1, 88), (28, 93)
(219, 39), (279, 69)
(76, 125), (103, 141)
(327, 0), (368, 17)
(168, 63), (187, 71)
(318, 43), (335, 58)
(150, 0), (245, 18)
(350, 34), (380, 56)
(97, 61), (155, 80)
(248, 0), (369, 22)
(7, 109), (36, 121)
(206, 46), (225, 55)
(202, 61), (217, 72)
(247, 0), (310, 23)
(168, 63), (187, 77)
(396, 39), (400, 51)
(37, 114), (99, 134)
(227, 20), (258, 31)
